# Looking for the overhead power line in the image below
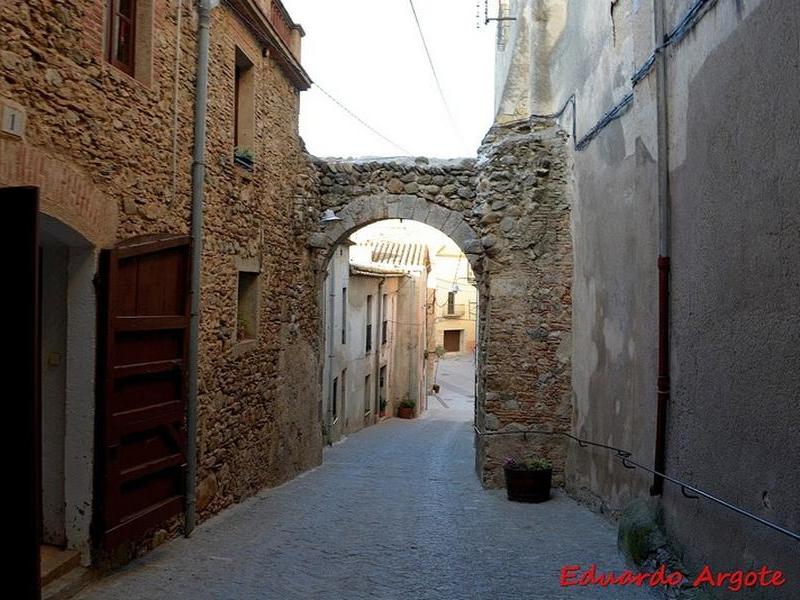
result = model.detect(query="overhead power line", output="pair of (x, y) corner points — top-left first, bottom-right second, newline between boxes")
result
(314, 83), (412, 155)
(407, 0), (463, 145)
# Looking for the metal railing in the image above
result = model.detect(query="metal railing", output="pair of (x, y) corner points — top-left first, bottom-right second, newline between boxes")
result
(474, 425), (800, 542)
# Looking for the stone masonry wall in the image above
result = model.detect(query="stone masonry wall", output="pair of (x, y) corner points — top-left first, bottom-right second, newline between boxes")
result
(308, 120), (573, 488)
(2, 0), (322, 565)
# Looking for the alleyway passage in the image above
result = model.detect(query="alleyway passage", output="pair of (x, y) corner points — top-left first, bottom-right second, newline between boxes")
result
(78, 354), (651, 599)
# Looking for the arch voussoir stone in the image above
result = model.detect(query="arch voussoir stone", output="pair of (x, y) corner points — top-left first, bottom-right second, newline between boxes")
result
(309, 123), (573, 488)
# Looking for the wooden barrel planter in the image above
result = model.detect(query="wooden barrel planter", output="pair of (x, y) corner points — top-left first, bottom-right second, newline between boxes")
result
(504, 464), (552, 503)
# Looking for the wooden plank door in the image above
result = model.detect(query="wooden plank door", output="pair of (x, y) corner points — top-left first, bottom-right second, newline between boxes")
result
(443, 329), (461, 353)
(7, 187), (41, 599)
(96, 235), (191, 549)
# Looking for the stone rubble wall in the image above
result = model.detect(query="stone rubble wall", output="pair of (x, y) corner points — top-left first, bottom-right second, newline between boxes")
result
(1, 0), (323, 566)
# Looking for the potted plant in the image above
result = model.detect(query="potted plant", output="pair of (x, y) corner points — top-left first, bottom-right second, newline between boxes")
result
(503, 457), (552, 503)
(397, 398), (415, 419)
(234, 146), (254, 169)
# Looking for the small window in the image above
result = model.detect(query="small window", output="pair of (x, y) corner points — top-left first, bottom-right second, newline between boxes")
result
(340, 369), (347, 420)
(341, 287), (347, 344)
(107, 0), (137, 75)
(234, 48), (255, 166)
(106, 0), (153, 82)
(331, 376), (338, 421)
(236, 271), (259, 341)
(364, 374), (371, 414)
(365, 295), (373, 353)
(381, 293), (388, 345)
(447, 291), (456, 315)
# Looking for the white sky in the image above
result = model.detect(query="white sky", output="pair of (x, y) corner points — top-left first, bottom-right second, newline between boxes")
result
(281, 0), (498, 159)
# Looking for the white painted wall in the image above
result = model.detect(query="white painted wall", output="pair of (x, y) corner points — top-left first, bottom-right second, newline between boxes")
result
(40, 215), (96, 564)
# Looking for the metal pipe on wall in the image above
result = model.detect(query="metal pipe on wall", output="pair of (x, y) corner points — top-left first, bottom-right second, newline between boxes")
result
(326, 261), (336, 440)
(185, 0), (214, 536)
(652, 0), (671, 496)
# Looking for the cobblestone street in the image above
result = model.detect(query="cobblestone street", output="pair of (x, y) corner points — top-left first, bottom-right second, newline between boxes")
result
(78, 355), (652, 600)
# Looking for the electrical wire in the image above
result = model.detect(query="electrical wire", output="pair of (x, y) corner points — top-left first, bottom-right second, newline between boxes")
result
(314, 83), (412, 155)
(523, 0), (718, 152)
(407, 0), (463, 145)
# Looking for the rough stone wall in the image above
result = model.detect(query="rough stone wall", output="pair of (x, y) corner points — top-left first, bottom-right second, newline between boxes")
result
(2, 0), (322, 564)
(192, 8), (322, 521)
(308, 121), (572, 487)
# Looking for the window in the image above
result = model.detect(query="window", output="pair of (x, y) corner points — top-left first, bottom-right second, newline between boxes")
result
(365, 295), (373, 353)
(447, 291), (456, 315)
(364, 375), (371, 414)
(331, 376), (338, 421)
(107, 0), (137, 75)
(106, 0), (153, 82)
(381, 293), (388, 345)
(341, 287), (347, 344)
(379, 366), (387, 414)
(236, 271), (259, 341)
(234, 48), (255, 165)
(340, 369), (347, 421)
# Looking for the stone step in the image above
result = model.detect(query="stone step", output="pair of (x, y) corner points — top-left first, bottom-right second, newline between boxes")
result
(42, 564), (95, 600)
(41, 546), (81, 588)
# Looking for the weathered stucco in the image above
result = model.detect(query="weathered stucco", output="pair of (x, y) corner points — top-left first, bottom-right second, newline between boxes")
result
(496, 0), (800, 590)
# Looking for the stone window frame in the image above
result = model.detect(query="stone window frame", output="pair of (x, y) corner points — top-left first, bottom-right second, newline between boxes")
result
(234, 47), (256, 166)
(233, 256), (261, 354)
(105, 0), (155, 85)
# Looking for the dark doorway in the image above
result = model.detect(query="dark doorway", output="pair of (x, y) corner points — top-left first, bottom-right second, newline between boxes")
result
(7, 187), (41, 599)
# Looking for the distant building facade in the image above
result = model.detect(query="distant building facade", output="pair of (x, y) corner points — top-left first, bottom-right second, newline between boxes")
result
(430, 242), (477, 355)
(323, 240), (430, 443)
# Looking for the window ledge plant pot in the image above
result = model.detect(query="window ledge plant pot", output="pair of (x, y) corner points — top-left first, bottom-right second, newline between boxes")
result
(503, 465), (552, 503)
(234, 154), (254, 170)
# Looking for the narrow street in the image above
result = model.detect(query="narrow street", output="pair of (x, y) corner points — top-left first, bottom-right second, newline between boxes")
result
(77, 355), (651, 600)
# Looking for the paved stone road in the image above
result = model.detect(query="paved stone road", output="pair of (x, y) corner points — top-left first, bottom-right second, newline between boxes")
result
(78, 354), (653, 600)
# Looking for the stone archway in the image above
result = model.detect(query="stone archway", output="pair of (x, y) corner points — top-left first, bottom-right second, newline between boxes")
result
(306, 122), (574, 487)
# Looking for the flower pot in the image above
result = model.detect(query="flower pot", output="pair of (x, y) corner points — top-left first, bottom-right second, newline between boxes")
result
(504, 466), (552, 503)
(397, 406), (415, 419)
(234, 154), (254, 170)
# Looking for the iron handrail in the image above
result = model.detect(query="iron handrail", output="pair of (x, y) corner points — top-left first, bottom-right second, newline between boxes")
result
(473, 425), (800, 542)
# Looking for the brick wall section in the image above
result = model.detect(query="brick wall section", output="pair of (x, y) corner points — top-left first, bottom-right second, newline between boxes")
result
(2, 0), (321, 564)
(310, 121), (573, 487)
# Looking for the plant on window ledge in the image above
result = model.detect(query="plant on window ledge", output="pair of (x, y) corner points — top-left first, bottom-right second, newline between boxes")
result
(237, 318), (251, 342)
(234, 146), (254, 169)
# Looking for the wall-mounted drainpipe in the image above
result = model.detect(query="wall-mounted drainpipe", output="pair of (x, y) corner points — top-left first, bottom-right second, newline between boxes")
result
(185, 0), (214, 536)
(652, 0), (671, 496)
(326, 261), (336, 441)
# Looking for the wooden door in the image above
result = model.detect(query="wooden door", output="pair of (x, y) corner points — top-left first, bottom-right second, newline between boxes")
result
(443, 330), (461, 353)
(96, 235), (190, 549)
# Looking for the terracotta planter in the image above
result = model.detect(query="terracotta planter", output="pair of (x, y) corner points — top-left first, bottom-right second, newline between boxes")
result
(504, 466), (552, 503)
(397, 406), (415, 419)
